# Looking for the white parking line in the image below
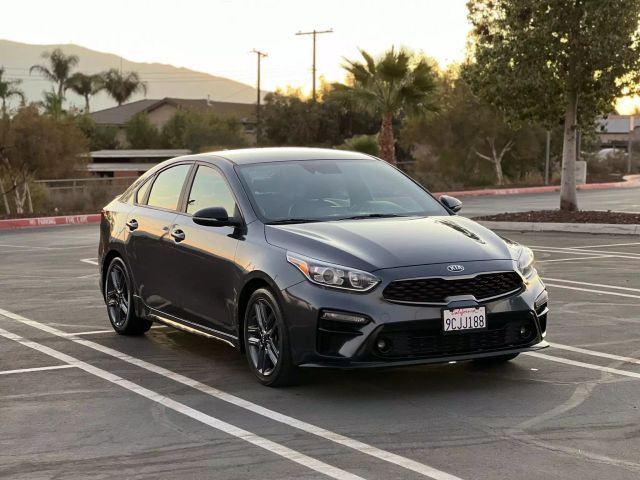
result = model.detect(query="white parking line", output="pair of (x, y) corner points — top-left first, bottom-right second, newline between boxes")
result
(536, 255), (613, 263)
(532, 247), (609, 256)
(525, 352), (640, 380)
(80, 258), (99, 266)
(65, 325), (169, 336)
(571, 242), (640, 249)
(0, 307), (464, 480)
(545, 283), (640, 300)
(544, 278), (640, 293)
(550, 343), (640, 366)
(0, 364), (75, 376)
(0, 244), (92, 251)
(0, 325), (367, 480)
(532, 246), (640, 260)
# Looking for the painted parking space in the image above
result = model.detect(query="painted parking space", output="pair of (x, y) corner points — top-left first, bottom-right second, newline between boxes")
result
(2, 225), (640, 479)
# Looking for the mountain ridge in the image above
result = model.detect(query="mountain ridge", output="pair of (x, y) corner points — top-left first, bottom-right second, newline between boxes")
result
(0, 39), (259, 111)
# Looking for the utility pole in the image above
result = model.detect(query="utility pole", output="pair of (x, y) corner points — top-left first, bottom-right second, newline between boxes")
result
(628, 114), (635, 174)
(545, 130), (551, 185)
(295, 28), (333, 102)
(251, 49), (268, 145)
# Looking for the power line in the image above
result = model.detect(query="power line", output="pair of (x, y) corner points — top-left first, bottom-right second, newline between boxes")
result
(295, 28), (333, 102)
(251, 49), (268, 144)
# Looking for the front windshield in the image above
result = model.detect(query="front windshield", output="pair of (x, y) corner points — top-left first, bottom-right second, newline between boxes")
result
(237, 159), (449, 223)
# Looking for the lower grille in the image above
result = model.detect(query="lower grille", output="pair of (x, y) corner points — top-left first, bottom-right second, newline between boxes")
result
(383, 271), (523, 304)
(374, 313), (537, 359)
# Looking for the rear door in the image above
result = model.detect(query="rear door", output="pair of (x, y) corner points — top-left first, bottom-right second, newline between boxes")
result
(124, 162), (193, 316)
(167, 162), (242, 335)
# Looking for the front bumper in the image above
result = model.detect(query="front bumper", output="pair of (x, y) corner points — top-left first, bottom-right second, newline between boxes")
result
(280, 260), (548, 368)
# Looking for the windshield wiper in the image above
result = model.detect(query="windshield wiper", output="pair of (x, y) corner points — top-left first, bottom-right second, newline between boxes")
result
(338, 213), (409, 221)
(266, 218), (322, 225)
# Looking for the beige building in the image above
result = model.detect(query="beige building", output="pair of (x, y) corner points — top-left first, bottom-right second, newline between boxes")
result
(596, 114), (640, 149)
(90, 97), (257, 147)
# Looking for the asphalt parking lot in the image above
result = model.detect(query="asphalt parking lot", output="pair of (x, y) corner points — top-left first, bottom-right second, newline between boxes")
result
(1, 225), (640, 480)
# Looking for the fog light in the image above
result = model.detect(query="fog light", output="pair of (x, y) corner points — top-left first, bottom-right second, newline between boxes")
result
(320, 311), (369, 324)
(519, 325), (530, 338)
(376, 337), (392, 353)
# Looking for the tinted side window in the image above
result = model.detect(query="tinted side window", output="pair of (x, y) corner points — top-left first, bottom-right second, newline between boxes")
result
(147, 164), (191, 211)
(186, 166), (237, 216)
(136, 177), (153, 204)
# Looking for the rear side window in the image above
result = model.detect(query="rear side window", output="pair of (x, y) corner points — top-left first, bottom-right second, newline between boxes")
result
(136, 177), (153, 204)
(186, 165), (237, 216)
(147, 164), (191, 211)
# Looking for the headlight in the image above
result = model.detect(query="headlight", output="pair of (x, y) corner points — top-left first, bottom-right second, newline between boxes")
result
(515, 246), (535, 278)
(286, 252), (380, 292)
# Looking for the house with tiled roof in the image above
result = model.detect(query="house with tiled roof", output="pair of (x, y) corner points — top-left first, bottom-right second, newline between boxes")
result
(91, 97), (257, 146)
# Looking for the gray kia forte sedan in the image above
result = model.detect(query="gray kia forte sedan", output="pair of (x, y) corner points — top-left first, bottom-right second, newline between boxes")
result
(99, 147), (549, 386)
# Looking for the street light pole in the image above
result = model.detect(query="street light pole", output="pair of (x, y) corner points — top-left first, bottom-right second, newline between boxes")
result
(295, 28), (333, 102)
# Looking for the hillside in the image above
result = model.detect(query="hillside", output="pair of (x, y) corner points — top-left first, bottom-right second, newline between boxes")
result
(0, 39), (259, 111)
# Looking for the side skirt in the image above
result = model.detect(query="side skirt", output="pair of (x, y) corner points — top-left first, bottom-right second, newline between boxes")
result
(132, 295), (239, 350)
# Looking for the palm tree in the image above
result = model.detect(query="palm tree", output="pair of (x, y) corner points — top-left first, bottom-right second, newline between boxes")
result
(0, 67), (25, 116)
(102, 69), (147, 106)
(67, 73), (104, 112)
(337, 47), (438, 164)
(29, 48), (79, 99)
(40, 91), (65, 119)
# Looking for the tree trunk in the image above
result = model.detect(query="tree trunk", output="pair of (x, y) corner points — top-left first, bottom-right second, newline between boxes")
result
(560, 91), (579, 211)
(378, 113), (396, 164)
(25, 182), (33, 213)
(494, 159), (504, 186)
(84, 95), (91, 113)
(12, 180), (23, 215)
(0, 177), (10, 215)
(473, 137), (513, 186)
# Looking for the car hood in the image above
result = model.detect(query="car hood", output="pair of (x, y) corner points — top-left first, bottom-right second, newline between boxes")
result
(265, 216), (514, 271)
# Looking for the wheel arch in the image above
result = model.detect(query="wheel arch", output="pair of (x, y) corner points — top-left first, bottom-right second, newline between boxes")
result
(236, 271), (283, 353)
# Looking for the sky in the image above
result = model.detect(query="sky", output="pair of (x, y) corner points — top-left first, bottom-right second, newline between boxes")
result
(2, 0), (471, 93)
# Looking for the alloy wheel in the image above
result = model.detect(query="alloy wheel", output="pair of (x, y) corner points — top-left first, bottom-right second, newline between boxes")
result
(246, 299), (281, 376)
(106, 263), (130, 328)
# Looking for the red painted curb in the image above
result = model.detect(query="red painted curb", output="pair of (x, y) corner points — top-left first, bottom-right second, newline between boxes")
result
(434, 174), (640, 198)
(0, 214), (101, 230)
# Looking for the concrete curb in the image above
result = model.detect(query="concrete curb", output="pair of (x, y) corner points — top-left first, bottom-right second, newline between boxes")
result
(477, 220), (640, 235)
(0, 214), (101, 230)
(434, 174), (640, 198)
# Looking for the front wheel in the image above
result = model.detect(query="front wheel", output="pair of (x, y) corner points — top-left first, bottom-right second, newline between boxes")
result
(244, 288), (298, 387)
(104, 257), (152, 335)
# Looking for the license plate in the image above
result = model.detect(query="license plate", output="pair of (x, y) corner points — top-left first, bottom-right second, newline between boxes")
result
(443, 307), (487, 332)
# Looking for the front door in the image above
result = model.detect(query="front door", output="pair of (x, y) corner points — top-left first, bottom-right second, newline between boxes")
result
(167, 164), (241, 336)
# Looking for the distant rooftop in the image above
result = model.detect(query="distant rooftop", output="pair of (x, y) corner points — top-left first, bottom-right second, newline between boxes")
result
(90, 98), (256, 126)
(90, 149), (191, 159)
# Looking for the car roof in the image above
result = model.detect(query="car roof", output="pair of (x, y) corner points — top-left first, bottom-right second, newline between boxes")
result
(197, 147), (376, 165)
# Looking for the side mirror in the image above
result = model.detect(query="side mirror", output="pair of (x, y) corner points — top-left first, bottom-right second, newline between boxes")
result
(440, 195), (463, 213)
(193, 207), (242, 228)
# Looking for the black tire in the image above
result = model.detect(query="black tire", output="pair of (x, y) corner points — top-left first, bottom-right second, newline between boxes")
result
(474, 353), (519, 364)
(243, 288), (298, 387)
(104, 257), (152, 336)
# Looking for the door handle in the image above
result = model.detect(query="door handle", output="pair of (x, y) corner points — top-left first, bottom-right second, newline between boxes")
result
(126, 219), (138, 231)
(171, 229), (186, 242)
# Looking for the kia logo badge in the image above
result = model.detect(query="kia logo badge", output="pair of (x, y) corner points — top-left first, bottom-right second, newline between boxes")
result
(447, 264), (465, 273)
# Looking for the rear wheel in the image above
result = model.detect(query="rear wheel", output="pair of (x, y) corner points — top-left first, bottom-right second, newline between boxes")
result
(474, 353), (519, 364)
(104, 257), (152, 335)
(244, 288), (298, 387)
